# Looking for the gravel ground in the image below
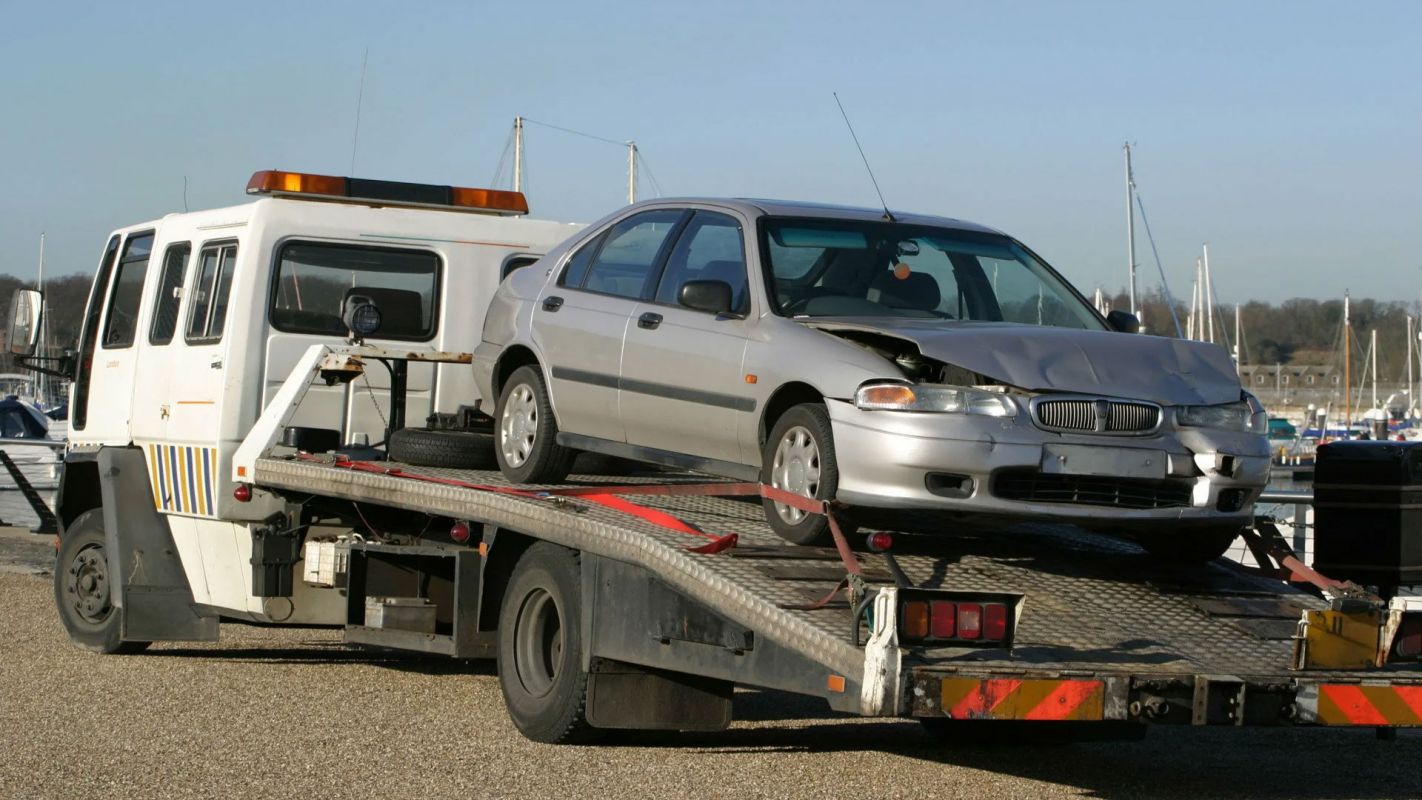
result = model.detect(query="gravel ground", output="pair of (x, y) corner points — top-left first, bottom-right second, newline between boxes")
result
(3, 558), (1421, 799)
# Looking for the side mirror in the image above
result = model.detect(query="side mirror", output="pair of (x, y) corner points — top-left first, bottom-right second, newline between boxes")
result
(1106, 309), (1141, 334)
(678, 280), (734, 315)
(7, 289), (42, 356)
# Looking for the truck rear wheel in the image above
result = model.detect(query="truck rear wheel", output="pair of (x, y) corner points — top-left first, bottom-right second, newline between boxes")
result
(54, 509), (149, 654)
(496, 365), (576, 483)
(497, 542), (593, 743)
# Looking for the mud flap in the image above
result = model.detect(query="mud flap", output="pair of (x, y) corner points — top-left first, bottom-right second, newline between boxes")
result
(98, 447), (218, 642)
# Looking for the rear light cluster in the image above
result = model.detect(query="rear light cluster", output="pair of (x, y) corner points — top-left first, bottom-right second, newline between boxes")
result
(901, 599), (1010, 644)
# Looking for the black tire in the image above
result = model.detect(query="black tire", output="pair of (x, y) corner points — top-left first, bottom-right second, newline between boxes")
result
(1134, 525), (1242, 563)
(495, 365), (576, 483)
(53, 509), (149, 655)
(497, 542), (593, 744)
(387, 427), (497, 470)
(761, 403), (839, 546)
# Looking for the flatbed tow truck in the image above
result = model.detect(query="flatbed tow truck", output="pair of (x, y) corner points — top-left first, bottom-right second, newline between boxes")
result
(216, 343), (1422, 741)
(12, 170), (1422, 745)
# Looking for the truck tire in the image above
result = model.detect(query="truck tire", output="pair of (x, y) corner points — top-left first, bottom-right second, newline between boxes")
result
(761, 403), (839, 546)
(387, 427), (497, 470)
(1134, 526), (1241, 564)
(496, 365), (575, 483)
(497, 542), (593, 743)
(53, 509), (149, 655)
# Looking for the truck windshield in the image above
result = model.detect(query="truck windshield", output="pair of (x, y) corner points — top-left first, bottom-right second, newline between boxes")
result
(761, 218), (1105, 330)
(270, 242), (440, 340)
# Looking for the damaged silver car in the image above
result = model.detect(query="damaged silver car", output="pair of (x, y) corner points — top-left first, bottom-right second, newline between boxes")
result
(473, 199), (1269, 560)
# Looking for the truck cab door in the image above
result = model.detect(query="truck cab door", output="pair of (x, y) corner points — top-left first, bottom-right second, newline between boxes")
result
(70, 231), (154, 444)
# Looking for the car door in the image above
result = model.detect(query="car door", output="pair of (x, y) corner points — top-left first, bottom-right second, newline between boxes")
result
(620, 210), (754, 465)
(532, 208), (687, 443)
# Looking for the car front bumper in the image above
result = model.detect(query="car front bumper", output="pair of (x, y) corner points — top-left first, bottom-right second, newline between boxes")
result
(826, 398), (1270, 529)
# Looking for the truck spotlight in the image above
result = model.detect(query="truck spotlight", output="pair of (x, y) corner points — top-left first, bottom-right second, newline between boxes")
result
(342, 295), (382, 340)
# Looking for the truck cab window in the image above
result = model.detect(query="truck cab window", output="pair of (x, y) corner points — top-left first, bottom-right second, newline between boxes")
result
(72, 235), (122, 430)
(186, 242), (238, 344)
(101, 231), (155, 349)
(149, 242), (190, 345)
(270, 242), (440, 340)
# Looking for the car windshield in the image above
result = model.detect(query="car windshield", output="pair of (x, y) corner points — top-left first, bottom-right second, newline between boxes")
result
(761, 218), (1105, 330)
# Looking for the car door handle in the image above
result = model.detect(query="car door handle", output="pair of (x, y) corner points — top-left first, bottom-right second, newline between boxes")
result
(542, 295), (564, 312)
(637, 312), (663, 330)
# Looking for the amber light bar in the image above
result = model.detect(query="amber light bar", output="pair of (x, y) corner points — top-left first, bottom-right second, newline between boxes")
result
(245, 169), (529, 215)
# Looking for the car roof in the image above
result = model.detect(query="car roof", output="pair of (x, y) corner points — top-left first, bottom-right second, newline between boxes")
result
(634, 197), (1007, 236)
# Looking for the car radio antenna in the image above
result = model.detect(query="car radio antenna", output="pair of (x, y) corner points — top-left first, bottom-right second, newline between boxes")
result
(833, 92), (895, 222)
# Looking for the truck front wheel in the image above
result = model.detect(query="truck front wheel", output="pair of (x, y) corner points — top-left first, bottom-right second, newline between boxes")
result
(53, 509), (149, 654)
(497, 542), (592, 743)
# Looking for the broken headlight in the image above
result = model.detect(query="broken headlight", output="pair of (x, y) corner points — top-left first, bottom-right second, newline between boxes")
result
(855, 382), (1016, 417)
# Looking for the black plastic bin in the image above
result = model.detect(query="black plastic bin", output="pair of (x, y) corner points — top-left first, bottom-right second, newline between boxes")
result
(1313, 440), (1422, 588)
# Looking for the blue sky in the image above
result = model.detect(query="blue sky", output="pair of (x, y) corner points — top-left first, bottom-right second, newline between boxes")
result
(2, 0), (1419, 304)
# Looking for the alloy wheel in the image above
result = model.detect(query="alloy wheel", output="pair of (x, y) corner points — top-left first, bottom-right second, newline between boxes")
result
(770, 425), (820, 524)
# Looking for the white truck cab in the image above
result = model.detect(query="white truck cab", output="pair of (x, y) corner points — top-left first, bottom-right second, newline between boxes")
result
(10, 170), (581, 637)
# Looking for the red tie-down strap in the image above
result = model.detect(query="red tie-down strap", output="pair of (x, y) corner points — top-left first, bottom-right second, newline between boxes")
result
(292, 455), (861, 570)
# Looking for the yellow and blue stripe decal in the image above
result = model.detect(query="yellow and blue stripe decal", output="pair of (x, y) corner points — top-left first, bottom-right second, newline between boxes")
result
(146, 444), (219, 516)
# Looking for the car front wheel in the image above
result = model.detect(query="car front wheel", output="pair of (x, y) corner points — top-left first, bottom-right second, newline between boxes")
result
(761, 403), (839, 546)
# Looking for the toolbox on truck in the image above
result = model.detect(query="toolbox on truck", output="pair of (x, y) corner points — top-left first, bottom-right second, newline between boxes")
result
(1313, 440), (1422, 588)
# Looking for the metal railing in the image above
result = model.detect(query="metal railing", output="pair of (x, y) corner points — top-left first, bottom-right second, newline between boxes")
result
(1257, 489), (1314, 560)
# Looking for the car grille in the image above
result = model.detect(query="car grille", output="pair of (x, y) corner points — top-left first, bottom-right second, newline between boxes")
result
(1032, 398), (1161, 435)
(992, 470), (1193, 510)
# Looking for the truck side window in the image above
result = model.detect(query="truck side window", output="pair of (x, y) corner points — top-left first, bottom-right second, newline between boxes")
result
(270, 242), (440, 341)
(100, 231), (154, 349)
(149, 242), (191, 345)
(186, 241), (238, 344)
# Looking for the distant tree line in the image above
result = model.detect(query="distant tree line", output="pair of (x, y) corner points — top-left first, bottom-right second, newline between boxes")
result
(1114, 290), (1418, 382)
(0, 272), (1414, 382)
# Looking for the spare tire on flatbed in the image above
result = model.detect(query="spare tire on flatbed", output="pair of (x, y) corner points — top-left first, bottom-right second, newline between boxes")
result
(387, 427), (497, 470)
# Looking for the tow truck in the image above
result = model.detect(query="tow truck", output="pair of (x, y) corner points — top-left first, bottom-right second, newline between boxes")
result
(9, 170), (1422, 743)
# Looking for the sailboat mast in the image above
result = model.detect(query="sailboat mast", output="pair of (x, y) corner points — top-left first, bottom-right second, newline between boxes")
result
(1344, 292), (1352, 437)
(627, 141), (637, 204)
(1202, 244), (1215, 344)
(1234, 304), (1242, 369)
(1371, 328), (1379, 409)
(1124, 143), (1138, 316)
(1408, 315), (1415, 418)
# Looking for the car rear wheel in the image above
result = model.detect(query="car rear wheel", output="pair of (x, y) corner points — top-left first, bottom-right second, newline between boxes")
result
(496, 365), (576, 483)
(761, 403), (839, 546)
(1134, 525), (1242, 563)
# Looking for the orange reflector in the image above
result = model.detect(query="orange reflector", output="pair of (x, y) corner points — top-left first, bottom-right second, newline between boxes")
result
(902, 600), (929, 640)
(247, 169), (346, 196)
(236, 465), (248, 477)
(450, 186), (529, 215)
(827, 674), (846, 693)
(859, 384), (916, 406)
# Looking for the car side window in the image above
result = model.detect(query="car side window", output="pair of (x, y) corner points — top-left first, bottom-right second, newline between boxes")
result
(654, 212), (747, 311)
(579, 210), (685, 299)
(558, 233), (604, 288)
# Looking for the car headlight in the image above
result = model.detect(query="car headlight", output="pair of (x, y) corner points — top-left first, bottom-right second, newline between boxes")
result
(855, 382), (1016, 417)
(1177, 400), (1267, 433)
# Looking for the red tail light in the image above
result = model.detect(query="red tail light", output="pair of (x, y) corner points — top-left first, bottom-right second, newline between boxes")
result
(984, 603), (1009, 641)
(930, 601), (956, 638)
(958, 603), (983, 639)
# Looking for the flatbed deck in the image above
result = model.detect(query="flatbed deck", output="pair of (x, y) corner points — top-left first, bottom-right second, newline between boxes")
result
(254, 453), (1422, 728)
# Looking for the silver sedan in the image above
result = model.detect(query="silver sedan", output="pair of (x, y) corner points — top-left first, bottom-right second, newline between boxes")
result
(474, 199), (1269, 560)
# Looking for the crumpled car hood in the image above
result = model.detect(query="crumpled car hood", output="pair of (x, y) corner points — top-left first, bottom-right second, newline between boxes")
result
(805, 319), (1243, 406)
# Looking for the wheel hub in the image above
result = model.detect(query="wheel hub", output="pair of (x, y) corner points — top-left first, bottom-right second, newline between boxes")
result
(513, 587), (563, 698)
(65, 544), (112, 624)
(500, 384), (539, 468)
(771, 425), (820, 525)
